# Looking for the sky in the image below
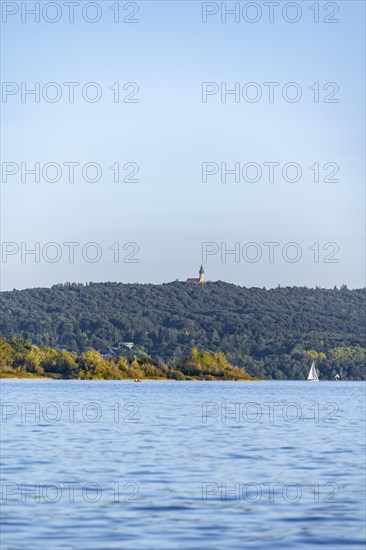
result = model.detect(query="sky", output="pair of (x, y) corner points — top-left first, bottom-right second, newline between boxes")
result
(1, 0), (365, 290)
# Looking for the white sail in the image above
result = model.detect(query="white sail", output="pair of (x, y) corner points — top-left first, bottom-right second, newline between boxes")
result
(307, 361), (319, 381)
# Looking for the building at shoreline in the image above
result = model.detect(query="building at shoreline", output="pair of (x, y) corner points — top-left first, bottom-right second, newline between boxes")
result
(186, 265), (205, 284)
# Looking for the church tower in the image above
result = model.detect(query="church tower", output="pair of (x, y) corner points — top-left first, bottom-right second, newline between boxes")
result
(199, 264), (205, 284)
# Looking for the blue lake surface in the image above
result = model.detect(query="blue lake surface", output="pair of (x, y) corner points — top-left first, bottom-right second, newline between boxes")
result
(1, 380), (365, 549)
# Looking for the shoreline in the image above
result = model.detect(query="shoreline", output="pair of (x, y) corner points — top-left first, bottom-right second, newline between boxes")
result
(0, 376), (260, 382)
(2, 377), (362, 382)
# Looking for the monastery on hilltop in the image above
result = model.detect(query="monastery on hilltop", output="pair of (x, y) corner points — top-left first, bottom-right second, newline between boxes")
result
(186, 265), (205, 284)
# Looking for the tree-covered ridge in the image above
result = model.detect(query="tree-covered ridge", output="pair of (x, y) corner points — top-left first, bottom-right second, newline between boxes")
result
(0, 282), (365, 379)
(0, 339), (255, 381)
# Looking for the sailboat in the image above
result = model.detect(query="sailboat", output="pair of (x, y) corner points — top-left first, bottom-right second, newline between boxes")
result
(307, 361), (319, 382)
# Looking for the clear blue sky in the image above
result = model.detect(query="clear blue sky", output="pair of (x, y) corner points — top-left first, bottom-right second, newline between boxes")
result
(1, 0), (365, 290)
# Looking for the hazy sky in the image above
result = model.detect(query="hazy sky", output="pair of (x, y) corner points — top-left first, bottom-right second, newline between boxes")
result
(1, 0), (365, 290)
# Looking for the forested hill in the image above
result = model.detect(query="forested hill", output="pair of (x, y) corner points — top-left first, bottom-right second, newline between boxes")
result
(0, 282), (365, 380)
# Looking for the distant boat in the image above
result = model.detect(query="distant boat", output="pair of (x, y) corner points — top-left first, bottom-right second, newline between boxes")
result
(133, 379), (142, 383)
(307, 361), (319, 382)
(335, 373), (341, 380)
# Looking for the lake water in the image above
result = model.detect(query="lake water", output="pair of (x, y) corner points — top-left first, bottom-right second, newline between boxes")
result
(1, 380), (365, 549)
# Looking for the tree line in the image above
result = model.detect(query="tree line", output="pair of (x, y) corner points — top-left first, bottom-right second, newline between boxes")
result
(0, 339), (255, 381)
(0, 282), (364, 379)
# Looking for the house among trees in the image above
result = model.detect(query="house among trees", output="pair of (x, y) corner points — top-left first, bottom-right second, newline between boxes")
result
(186, 265), (205, 284)
(121, 342), (134, 350)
